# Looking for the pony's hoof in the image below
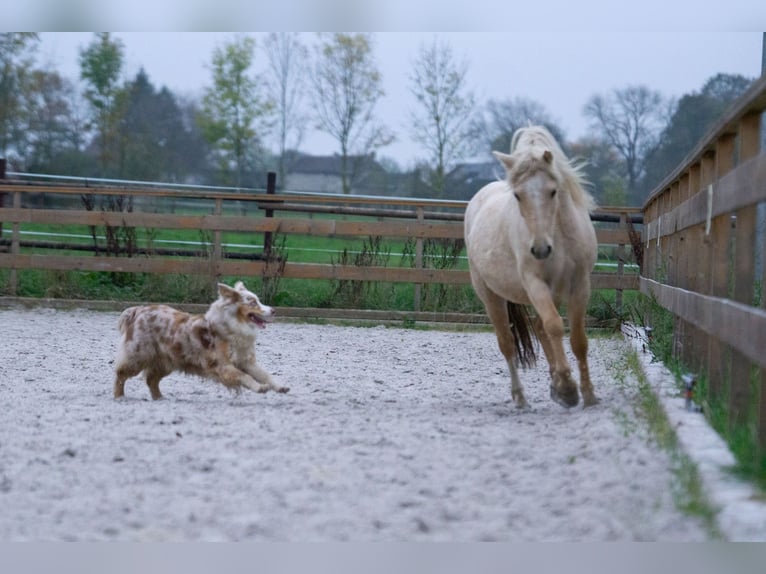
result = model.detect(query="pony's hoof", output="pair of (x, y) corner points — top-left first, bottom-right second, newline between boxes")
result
(514, 399), (530, 410)
(583, 394), (600, 407)
(511, 389), (529, 409)
(550, 384), (579, 408)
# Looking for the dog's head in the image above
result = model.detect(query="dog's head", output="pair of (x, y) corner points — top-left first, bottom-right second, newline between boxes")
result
(212, 281), (275, 331)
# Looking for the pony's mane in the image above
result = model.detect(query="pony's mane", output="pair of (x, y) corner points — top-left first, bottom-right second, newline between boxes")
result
(509, 125), (596, 212)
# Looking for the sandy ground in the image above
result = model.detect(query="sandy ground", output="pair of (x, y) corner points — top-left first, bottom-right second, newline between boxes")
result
(0, 305), (711, 541)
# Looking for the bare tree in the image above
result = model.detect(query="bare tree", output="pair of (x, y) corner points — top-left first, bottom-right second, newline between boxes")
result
(570, 136), (626, 206)
(311, 33), (393, 195)
(263, 33), (308, 190)
(584, 85), (669, 201)
(409, 37), (475, 197)
(472, 96), (566, 154)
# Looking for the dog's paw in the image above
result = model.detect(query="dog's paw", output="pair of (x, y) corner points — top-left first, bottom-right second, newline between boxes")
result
(274, 385), (290, 393)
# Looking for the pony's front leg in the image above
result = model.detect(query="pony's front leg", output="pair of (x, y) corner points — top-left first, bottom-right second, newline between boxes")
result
(569, 294), (598, 406)
(532, 315), (556, 379)
(525, 277), (579, 408)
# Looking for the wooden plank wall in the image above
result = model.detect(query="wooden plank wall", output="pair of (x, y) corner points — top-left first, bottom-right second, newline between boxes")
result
(641, 74), (766, 447)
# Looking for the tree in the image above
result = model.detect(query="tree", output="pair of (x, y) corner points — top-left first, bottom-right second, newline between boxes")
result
(198, 35), (273, 187)
(584, 85), (669, 203)
(408, 37), (476, 197)
(263, 32), (308, 190)
(311, 33), (393, 194)
(471, 97), (567, 155)
(569, 136), (626, 206)
(642, 73), (753, 191)
(116, 69), (207, 182)
(0, 33), (39, 164)
(79, 32), (125, 175)
(175, 95), (214, 184)
(22, 69), (80, 172)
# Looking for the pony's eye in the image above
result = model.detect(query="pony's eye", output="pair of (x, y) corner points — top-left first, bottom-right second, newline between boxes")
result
(550, 189), (557, 198)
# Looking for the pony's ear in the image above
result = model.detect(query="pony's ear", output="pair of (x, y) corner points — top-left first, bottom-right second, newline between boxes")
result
(492, 151), (515, 172)
(542, 150), (553, 164)
(217, 283), (240, 301)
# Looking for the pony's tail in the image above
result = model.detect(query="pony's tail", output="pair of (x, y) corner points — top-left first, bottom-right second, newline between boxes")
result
(507, 301), (537, 368)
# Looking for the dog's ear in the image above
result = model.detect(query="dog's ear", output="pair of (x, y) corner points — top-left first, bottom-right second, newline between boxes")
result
(234, 280), (245, 291)
(217, 283), (240, 301)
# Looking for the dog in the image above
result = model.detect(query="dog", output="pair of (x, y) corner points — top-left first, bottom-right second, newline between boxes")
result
(113, 281), (288, 400)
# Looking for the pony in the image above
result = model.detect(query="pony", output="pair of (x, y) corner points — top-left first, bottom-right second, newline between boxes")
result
(464, 125), (598, 409)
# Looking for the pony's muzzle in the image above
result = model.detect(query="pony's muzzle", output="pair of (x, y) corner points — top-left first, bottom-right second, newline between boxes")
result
(531, 243), (552, 260)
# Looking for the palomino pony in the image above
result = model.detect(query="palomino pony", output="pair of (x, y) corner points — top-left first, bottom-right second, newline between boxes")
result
(464, 125), (598, 409)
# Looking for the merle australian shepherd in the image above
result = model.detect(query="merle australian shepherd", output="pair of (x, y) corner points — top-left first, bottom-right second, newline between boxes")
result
(113, 281), (288, 400)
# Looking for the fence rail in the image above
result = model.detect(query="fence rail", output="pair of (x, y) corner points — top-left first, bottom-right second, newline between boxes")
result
(641, 74), (766, 448)
(1, 168), (641, 320)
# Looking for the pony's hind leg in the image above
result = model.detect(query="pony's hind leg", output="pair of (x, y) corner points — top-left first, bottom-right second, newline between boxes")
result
(482, 292), (529, 408)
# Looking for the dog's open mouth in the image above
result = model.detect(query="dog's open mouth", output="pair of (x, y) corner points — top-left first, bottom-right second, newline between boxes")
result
(248, 312), (271, 329)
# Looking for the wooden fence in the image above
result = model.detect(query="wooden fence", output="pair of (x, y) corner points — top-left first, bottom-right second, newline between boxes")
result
(642, 74), (766, 447)
(1, 168), (640, 322)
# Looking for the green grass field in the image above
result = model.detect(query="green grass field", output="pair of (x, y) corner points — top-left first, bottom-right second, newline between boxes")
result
(2, 208), (636, 318)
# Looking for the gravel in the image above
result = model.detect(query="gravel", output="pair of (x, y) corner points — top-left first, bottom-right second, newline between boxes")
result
(0, 306), (711, 540)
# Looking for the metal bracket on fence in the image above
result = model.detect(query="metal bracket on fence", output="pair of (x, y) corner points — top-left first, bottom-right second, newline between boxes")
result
(642, 326), (653, 353)
(682, 373), (701, 412)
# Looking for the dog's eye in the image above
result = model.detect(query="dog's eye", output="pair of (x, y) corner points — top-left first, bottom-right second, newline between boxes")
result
(550, 189), (557, 198)
(514, 193), (521, 202)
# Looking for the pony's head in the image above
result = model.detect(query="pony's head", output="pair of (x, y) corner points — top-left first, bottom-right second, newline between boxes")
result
(494, 125), (594, 261)
(493, 147), (561, 260)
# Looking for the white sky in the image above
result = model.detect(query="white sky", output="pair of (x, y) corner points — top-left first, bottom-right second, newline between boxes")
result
(8, 1), (765, 168)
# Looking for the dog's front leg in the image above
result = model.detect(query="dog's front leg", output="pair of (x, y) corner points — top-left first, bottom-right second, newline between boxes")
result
(244, 363), (289, 393)
(215, 365), (272, 393)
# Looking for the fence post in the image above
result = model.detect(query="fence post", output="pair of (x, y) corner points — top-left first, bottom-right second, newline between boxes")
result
(0, 158), (5, 244)
(616, 211), (626, 315)
(1, 157), (19, 295)
(707, 134), (736, 406)
(264, 172), (276, 258)
(211, 197), (223, 293)
(694, 152), (716, 376)
(761, 188), (766, 452)
(9, 189), (20, 295)
(728, 113), (761, 429)
(414, 206), (424, 313)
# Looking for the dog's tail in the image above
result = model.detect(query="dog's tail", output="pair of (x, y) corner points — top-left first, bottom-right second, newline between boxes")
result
(507, 301), (537, 369)
(118, 307), (139, 335)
